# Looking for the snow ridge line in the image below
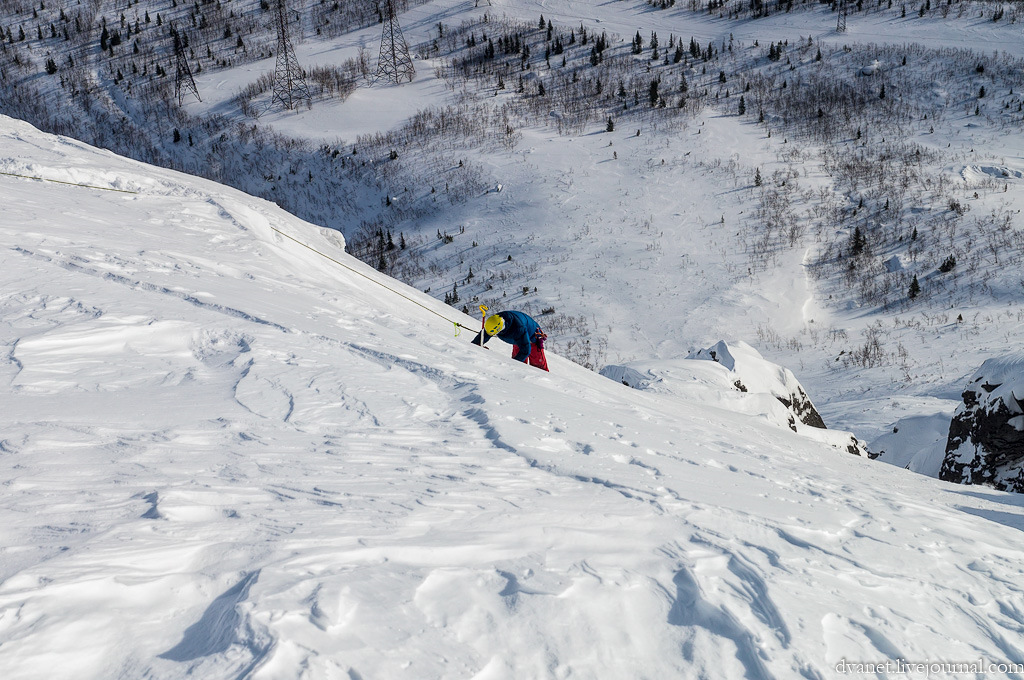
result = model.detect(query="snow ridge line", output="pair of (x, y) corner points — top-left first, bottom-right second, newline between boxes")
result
(668, 563), (780, 680)
(654, 533), (824, 679)
(5, 338), (24, 381)
(11, 246), (290, 332)
(156, 570), (274, 678)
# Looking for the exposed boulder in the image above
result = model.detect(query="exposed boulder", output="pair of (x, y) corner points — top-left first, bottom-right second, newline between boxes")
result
(602, 340), (870, 457)
(940, 354), (1024, 492)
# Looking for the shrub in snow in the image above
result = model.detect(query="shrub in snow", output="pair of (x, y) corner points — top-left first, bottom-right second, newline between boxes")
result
(940, 354), (1024, 492)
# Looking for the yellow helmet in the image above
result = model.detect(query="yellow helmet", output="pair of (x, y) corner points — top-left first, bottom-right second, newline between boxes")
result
(484, 314), (505, 336)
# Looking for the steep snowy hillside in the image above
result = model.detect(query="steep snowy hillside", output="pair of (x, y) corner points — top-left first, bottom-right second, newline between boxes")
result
(4, 117), (1024, 679)
(185, 0), (1024, 445)
(3, 0), (1024, 460)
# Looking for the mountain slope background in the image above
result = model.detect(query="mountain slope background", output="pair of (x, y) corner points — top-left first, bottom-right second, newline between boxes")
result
(3, 1), (1023, 435)
(4, 113), (1024, 680)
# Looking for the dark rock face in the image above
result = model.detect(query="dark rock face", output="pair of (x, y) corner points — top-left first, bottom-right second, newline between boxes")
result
(776, 387), (827, 430)
(940, 357), (1024, 492)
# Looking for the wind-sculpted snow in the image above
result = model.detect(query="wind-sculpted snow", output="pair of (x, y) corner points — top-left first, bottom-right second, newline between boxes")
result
(4, 116), (1024, 679)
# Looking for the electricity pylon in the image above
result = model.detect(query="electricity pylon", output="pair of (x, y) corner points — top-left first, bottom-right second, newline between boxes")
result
(172, 26), (201, 105)
(837, 0), (848, 32)
(375, 0), (415, 84)
(270, 0), (311, 111)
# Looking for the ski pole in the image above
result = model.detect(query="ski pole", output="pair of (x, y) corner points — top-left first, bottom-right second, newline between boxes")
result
(478, 305), (489, 348)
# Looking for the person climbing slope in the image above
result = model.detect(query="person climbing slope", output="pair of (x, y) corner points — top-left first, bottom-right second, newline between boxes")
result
(472, 310), (549, 372)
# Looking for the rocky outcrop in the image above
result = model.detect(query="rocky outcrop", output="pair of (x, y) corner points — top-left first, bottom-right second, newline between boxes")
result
(602, 340), (870, 457)
(688, 341), (827, 430)
(940, 354), (1024, 492)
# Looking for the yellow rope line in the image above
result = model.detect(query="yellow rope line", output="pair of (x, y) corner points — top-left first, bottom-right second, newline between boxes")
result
(0, 171), (139, 194)
(269, 226), (476, 334)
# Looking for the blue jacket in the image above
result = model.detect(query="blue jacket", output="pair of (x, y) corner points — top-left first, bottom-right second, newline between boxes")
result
(474, 311), (542, 362)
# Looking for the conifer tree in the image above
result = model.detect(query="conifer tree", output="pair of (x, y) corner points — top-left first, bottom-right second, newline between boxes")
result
(850, 226), (866, 256)
(908, 275), (921, 299)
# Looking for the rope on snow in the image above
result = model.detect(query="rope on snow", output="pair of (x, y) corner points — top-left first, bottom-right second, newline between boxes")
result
(0, 171), (139, 194)
(0, 169), (471, 335)
(269, 226), (476, 336)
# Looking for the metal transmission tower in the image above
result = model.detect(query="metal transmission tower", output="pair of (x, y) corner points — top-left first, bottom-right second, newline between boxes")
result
(172, 26), (201, 105)
(270, 0), (311, 111)
(836, 0), (848, 32)
(375, 0), (415, 84)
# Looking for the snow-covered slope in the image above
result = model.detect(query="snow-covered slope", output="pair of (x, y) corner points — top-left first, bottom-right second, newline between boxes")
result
(4, 116), (1024, 679)
(4, 0), (1024, 468)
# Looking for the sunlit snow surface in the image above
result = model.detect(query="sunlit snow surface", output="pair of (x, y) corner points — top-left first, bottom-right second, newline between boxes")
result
(3, 117), (1024, 678)
(182, 0), (1024, 453)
